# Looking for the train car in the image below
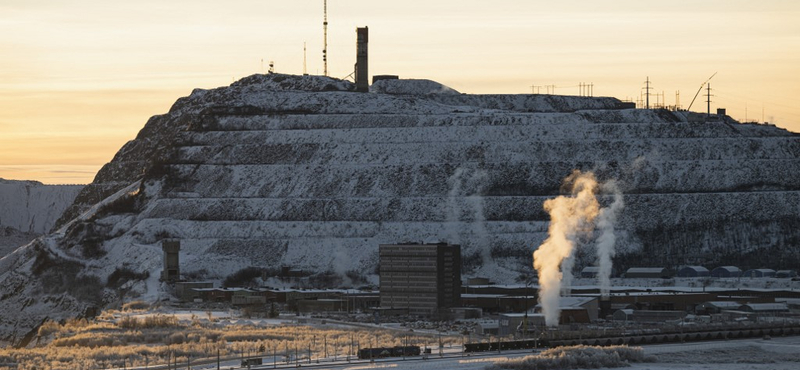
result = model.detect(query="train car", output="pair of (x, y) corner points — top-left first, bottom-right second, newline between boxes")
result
(464, 339), (545, 353)
(241, 358), (263, 367)
(358, 347), (393, 359)
(358, 346), (421, 359)
(392, 345), (421, 356)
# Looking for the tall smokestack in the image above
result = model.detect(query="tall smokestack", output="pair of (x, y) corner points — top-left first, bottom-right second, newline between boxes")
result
(355, 26), (369, 92)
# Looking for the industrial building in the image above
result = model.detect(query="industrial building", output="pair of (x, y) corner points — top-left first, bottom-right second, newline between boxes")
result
(498, 313), (546, 336)
(776, 270), (798, 278)
(625, 267), (671, 279)
(379, 243), (461, 316)
(742, 269), (777, 278)
(676, 266), (710, 278)
(161, 239), (181, 281)
(533, 296), (599, 323)
(711, 266), (742, 278)
(355, 27), (369, 92)
(174, 281), (213, 302)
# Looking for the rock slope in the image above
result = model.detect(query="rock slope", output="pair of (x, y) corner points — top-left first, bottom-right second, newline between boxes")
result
(1, 74), (799, 344)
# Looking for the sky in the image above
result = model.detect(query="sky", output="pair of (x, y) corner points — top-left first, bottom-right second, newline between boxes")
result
(1, 0), (799, 184)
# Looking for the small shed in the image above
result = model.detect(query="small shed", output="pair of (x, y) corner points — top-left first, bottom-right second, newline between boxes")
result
(676, 266), (710, 278)
(776, 270), (798, 278)
(742, 269), (776, 278)
(710, 266), (741, 278)
(625, 267), (671, 279)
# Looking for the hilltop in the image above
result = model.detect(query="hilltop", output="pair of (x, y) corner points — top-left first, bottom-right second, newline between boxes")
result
(1, 73), (798, 344)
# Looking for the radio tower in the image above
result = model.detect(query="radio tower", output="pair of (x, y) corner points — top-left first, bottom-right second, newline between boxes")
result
(303, 42), (308, 76)
(323, 0), (328, 76)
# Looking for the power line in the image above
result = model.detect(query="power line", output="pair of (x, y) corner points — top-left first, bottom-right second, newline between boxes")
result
(642, 76), (653, 109)
(704, 83), (714, 117)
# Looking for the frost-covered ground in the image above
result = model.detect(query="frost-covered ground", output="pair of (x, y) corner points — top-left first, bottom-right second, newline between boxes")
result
(185, 335), (800, 370)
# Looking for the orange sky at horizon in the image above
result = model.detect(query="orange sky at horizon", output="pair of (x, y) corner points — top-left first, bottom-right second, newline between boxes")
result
(2, 0), (799, 184)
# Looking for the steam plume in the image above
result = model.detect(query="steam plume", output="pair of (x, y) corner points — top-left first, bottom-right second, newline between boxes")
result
(533, 171), (600, 327)
(446, 168), (465, 245)
(596, 180), (624, 298)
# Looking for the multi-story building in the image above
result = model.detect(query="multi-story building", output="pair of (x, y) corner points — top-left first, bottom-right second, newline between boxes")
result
(379, 243), (461, 316)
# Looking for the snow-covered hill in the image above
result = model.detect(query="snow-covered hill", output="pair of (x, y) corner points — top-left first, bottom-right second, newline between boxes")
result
(0, 179), (83, 235)
(1, 74), (799, 344)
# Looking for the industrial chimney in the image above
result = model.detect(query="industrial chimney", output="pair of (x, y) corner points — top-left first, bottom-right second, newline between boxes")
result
(355, 26), (369, 92)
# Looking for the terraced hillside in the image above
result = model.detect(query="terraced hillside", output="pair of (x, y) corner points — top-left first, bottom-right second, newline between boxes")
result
(1, 74), (798, 344)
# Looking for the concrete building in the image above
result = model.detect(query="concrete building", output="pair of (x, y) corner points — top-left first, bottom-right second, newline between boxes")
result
(738, 303), (789, 314)
(776, 270), (798, 278)
(379, 243), (461, 316)
(696, 301), (742, 314)
(533, 296), (598, 324)
(676, 266), (710, 278)
(711, 266), (742, 278)
(742, 269), (776, 278)
(625, 267), (671, 279)
(355, 27), (369, 92)
(498, 313), (546, 337)
(161, 239), (180, 281)
(174, 281), (213, 302)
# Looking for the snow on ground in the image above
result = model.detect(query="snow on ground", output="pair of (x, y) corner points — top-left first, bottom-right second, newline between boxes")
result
(185, 336), (800, 370)
(0, 179), (83, 234)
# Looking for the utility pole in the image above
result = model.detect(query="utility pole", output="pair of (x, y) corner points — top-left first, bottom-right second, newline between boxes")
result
(303, 42), (308, 76)
(643, 76), (652, 109)
(705, 83), (713, 117)
(676, 91), (681, 110)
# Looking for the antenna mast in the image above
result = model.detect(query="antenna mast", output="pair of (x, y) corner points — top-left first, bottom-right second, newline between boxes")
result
(303, 42), (308, 76)
(323, 0), (328, 76)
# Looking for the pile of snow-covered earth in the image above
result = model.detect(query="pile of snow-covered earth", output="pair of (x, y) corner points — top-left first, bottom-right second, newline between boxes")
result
(1, 73), (799, 344)
(0, 179), (83, 235)
(0, 179), (83, 258)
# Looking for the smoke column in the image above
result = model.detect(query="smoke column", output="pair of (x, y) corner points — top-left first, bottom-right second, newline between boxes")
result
(533, 171), (601, 327)
(446, 168), (465, 245)
(596, 181), (624, 298)
(466, 170), (490, 263)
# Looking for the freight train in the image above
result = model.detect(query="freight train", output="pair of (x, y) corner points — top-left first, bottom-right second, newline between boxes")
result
(357, 346), (421, 359)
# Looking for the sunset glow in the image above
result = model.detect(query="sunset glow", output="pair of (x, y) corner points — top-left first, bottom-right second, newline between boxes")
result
(2, 0), (799, 183)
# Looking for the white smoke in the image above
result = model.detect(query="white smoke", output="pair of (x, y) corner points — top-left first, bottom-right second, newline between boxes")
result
(446, 168), (466, 245)
(533, 171), (600, 327)
(533, 170), (623, 327)
(447, 168), (491, 265)
(596, 180), (624, 299)
(466, 170), (490, 263)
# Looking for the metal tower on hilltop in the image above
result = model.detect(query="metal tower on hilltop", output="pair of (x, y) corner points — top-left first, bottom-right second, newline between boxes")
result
(323, 0), (328, 77)
(643, 76), (653, 109)
(705, 83), (714, 117)
(303, 42), (308, 76)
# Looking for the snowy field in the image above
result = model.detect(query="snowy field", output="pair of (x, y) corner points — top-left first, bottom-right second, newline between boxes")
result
(178, 335), (800, 370)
